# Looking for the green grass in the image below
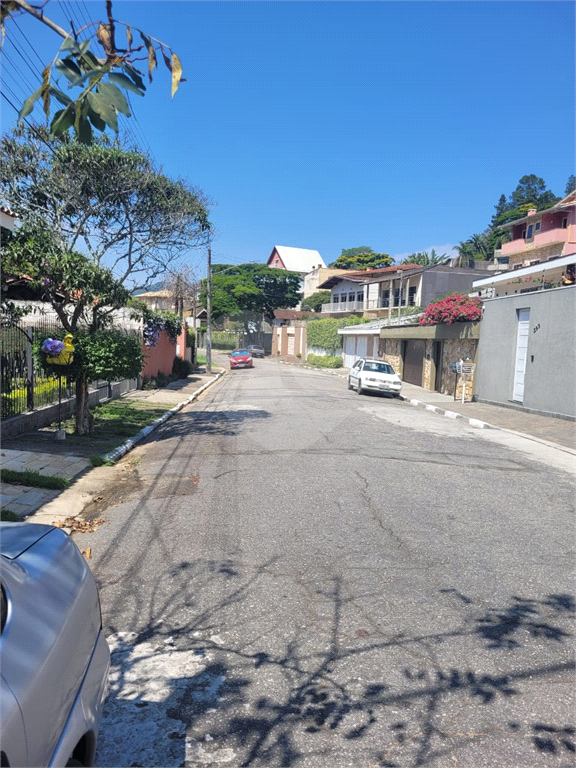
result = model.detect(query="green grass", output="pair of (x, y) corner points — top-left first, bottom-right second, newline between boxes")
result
(58, 399), (173, 451)
(195, 354), (206, 365)
(0, 469), (70, 490)
(1, 508), (21, 522)
(90, 454), (115, 467)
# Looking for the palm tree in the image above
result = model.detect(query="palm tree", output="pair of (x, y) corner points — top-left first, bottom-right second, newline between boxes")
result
(403, 248), (446, 266)
(453, 241), (474, 267)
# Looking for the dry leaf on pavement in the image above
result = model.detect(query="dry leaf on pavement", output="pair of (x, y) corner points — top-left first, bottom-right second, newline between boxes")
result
(53, 516), (105, 533)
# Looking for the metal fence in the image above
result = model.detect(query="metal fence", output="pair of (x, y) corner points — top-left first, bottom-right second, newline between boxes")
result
(1, 317), (78, 419)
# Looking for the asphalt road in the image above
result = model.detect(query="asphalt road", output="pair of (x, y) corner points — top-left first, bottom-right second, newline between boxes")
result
(75, 357), (575, 768)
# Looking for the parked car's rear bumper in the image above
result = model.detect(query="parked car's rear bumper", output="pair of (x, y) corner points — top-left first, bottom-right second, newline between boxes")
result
(49, 630), (110, 767)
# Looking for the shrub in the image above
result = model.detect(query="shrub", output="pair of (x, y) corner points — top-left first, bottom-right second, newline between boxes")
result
(155, 371), (171, 388)
(142, 377), (158, 390)
(419, 294), (482, 326)
(307, 353), (343, 368)
(172, 356), (193, 378)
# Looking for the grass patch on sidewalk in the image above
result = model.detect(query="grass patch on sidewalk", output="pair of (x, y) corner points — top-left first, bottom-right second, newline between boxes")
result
(58, 399), (173, 452)
(1, 508), (21, 522)
(0, 469), (70, 489)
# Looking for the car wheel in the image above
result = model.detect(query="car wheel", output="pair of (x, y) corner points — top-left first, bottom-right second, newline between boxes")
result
(348, 378), (353, 390)
(357, 380), (363, 395)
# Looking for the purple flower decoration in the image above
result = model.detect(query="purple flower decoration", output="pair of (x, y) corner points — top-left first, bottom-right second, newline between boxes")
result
(41, 338), (65, 355)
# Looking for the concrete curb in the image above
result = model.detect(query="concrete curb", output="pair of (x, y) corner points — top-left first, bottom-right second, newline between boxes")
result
(102, 371), (225, 463)
(400, 395), (494, 430)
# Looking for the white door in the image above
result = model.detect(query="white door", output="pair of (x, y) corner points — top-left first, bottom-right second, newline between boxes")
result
(343, 337), (356, 369)
(356, 336), (368, 359)
(512, 308), (530, 402)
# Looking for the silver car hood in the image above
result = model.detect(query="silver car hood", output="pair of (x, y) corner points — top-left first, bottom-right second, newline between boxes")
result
(0, 522), (55, 560)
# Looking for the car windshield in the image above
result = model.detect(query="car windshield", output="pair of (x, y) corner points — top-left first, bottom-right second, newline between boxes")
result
(363, 362), (394, 374)
(232, 350), (249, 357)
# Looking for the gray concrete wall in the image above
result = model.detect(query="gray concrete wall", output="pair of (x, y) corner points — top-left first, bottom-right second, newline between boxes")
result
(475, 287), (576, 417)
(420, 267), (486, 308)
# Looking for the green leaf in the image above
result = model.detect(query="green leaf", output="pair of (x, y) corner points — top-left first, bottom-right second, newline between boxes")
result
(78, 40), (91, 55)
(76, 115), (93, 144)
(55, 58), (83, 82)
(18, 87), (41, 121)
(86, 105), (106, 132)
(66, 68), (105, 89)
(86, 91), (118, 132)
(49, 86), (72, 106)
(80, 50), (102, 70)
(60, 36), (80, 54)
(49, 106), (75, 137)
(108, 71), (145, 96)
(97, 82), (130, 117)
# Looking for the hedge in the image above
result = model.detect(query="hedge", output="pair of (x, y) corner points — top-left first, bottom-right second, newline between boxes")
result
(306, 315), (369, 349)
(307, 354), (343, 368)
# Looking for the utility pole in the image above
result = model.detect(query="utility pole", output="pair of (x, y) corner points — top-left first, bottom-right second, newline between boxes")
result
(206, 243), (212, 373)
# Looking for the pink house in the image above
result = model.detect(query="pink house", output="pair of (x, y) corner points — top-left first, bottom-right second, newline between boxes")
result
(267, 246), (325, 278)
(498, 191), (576, 268)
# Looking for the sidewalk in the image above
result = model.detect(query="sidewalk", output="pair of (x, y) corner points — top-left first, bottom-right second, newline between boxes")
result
(1, 368), (224, 521)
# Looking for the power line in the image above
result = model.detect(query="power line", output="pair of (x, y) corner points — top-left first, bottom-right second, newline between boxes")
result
(2, 41), (42, 87)
(11, 17), (46, 67)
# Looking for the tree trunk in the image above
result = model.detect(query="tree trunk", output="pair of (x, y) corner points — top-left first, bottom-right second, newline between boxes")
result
(74, 374), (94, 434)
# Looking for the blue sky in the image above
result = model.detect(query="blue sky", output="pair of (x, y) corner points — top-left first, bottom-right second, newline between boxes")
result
(1, 1), (574, 275)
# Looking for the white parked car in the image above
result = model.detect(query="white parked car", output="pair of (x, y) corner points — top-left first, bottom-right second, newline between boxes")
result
(348, 358), (402, 397)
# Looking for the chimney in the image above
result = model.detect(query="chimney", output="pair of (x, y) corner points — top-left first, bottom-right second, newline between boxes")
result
(527, 208), (537, 216)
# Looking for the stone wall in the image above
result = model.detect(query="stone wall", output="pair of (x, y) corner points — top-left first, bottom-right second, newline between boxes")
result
(441, 338), (478, 399)
(378, 338), (402, 374)
(508, 243), (563, 268)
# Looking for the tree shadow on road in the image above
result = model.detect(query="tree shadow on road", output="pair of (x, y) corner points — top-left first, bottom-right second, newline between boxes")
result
(148, 408), (271, 440)
(96, 550), (575, 767)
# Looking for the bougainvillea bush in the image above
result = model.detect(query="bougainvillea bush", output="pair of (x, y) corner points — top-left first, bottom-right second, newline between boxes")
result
(419, 294), (482, 326)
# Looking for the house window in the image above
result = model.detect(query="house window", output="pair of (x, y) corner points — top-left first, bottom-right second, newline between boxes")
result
(535, 222), (541, 231)
(348, 293), (355, 303)
(522, 229), (527, 239)
(393, 288), (401, 306)
(333, 295), (339, 304)
(562, 217), (568, 228)
(380, 290), (389, 308)
(526, 224), (533, 239)
(356, 290), (364, 303)
(408, 286), (417, 306)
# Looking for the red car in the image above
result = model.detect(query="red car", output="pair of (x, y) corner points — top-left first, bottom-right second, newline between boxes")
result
(230, 349), (254, 369)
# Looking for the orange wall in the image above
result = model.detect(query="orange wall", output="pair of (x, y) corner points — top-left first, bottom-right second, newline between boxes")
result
(142, 328), (183, 378)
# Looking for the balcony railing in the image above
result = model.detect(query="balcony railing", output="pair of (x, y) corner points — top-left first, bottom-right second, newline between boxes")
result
(321, 301), (364, 313)
(500, 227), (570, 256)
